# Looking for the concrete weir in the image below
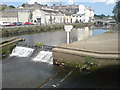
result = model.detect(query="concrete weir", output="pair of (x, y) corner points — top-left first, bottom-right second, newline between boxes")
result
(52, 32), (120, 66)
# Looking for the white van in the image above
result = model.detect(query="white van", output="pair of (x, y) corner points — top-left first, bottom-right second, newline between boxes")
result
(0, 22), (10, 26)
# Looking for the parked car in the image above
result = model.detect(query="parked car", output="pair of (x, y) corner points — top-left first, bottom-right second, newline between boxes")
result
(24, 22), (34, 25)
(12, 22), (23, 26)
(0, 22), (10, 26)
(9, 23), (15, 26)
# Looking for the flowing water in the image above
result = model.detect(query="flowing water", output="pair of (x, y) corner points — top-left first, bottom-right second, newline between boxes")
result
(2, 27), (119, 88)
(32, 51), (53, 65)
(10, 46), (34, 57)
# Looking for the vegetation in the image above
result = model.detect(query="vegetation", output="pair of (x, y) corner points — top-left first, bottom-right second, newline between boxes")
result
(34, 43), (44, 47)
(54, 58), (98, 72)
(9, 5), (15, 8)
(113, 1), (120, 23)
(0, 7), (6, 11)
(104, 30), (113, 33)
(0, 43), (16, 58)
(1, 23), (93, 37)
(22, 3), (26, 7)
(94, 14), (106, 19)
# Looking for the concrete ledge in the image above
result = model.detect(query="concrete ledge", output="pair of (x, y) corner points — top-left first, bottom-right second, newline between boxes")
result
(0, 37), (25, 48)
(52, 32), (120, 66)
(53, 48), (119, 60)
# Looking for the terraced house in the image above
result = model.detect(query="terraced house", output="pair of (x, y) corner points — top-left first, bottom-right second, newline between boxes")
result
(0, 2), (94, 25)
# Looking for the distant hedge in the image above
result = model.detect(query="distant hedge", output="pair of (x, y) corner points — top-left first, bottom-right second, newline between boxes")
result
(1, 23), (93, 37)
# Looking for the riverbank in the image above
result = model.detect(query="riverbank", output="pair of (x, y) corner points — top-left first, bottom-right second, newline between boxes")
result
(52, 29), (119, 69)
(0, 38), (25, 59)
(0, 23), (93, 37)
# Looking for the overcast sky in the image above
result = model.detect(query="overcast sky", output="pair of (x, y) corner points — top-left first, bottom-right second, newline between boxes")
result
(0, 0), (118, 16)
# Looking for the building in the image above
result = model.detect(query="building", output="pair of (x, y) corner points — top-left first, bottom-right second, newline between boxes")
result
(76, 4), (94, 23)
(0, 10), (18, 23)
(51, 4), (94, 23)
(0, 9), (31, 23)
(0, 2), (94, 25)
(32, 8), (64, 25)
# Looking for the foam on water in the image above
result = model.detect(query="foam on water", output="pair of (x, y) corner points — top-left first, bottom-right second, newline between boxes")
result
(32, 51), (53, 65)
(10, 46), (34, 57)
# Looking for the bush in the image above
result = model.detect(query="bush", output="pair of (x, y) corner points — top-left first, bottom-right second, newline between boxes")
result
(34, 43), (44, 47)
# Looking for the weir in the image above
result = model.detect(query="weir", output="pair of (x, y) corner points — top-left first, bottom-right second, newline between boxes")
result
(10, 44), (54, 64)
(10, 46), (34, 57)
(32, 51), (53, 64)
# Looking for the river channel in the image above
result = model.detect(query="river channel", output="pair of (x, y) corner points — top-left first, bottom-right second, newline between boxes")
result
(2, 27), (119, 88)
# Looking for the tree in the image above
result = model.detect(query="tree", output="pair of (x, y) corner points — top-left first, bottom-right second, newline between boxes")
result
(94, 14), (106, 19)
(99, 14), (106, 19)
(22, 3), (26, 7)
(0, 7), (6, 11)
(113, 1), (120, 23)
(9, 5), (15, 8)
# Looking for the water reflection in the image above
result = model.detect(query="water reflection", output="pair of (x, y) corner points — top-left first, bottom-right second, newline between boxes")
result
(1, 27), (109, 46)
(70, 27), (93, 42)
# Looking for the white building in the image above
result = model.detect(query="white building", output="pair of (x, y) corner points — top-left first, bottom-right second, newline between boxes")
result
(75, 4), (94, 23)
(32, 8), (64, 25)
(0, 3), (94, 25)
(18, 10), (31, 23)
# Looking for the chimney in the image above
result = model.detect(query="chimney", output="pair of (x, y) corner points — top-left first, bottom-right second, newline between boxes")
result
(34, 2), (38, 4)
(60, 4), (62, 6)
(53, 4), (56, 6)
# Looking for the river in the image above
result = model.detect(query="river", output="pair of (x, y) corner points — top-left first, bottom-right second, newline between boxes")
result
(2, 27), (109, 45)
(2, 27), (119, 88)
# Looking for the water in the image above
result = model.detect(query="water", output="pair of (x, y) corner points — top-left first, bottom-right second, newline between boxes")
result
(32, 51), (53, 65)
(10, 46), (34, 57)
(1, 27), (109, 46)
(2, 27), (119, 88)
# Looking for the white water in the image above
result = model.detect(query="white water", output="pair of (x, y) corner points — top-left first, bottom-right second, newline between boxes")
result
(10, 46), (34, 57)
(32, 51), (53, 65)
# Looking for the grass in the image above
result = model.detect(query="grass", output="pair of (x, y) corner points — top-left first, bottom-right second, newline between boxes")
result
(0, 43), (16, 58)
(34, 43), (44, 47)
(104, 30), (113, 33)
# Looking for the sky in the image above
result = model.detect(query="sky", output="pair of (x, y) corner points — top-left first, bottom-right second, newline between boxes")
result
(0, 0), (118, 16)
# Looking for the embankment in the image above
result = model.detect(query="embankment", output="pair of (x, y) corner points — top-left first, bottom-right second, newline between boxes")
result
(0, 37), (25, 59)
(52, 32), (120, 70)
(1, 23), (93, 37)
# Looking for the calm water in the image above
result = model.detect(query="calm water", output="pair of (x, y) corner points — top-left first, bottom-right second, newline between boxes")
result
(2, 27), (119, 88)
(2, 27), (109, 46)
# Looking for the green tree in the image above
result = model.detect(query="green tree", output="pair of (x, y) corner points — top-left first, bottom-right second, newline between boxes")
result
(113, 1), (120, 23)
(9, 5), (15, 8)
(0, 7), (6, 11)
(99, 14), (106, 19)
(22, 3), (26, 7)
(94, 14), (106, 19)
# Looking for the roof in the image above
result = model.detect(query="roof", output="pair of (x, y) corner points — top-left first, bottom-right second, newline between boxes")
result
(0, 11), (17, 17)
(62, 11), (73, 15)
(2, 8), (32, 12)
